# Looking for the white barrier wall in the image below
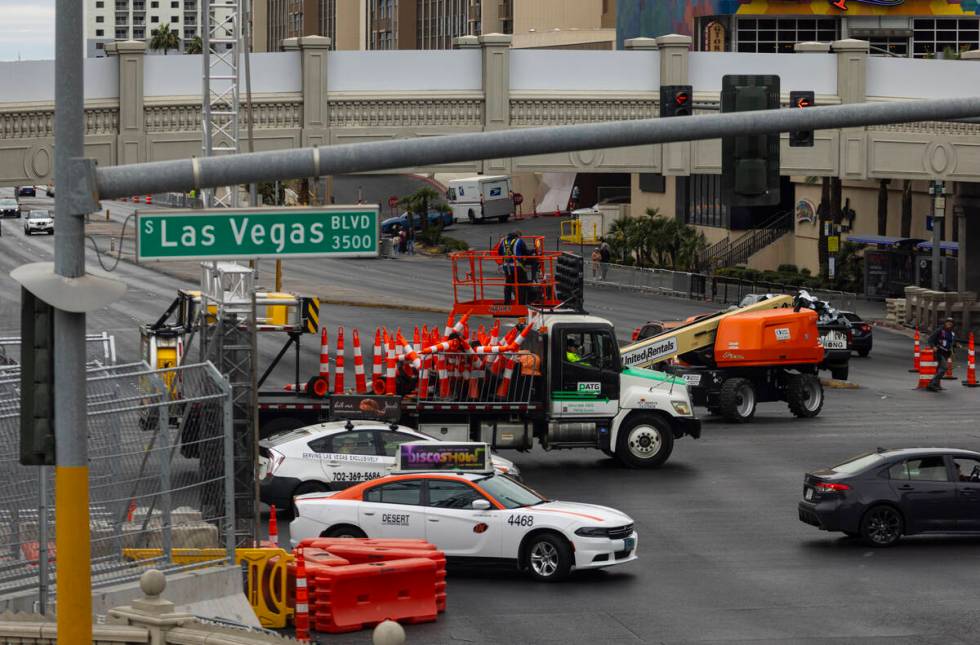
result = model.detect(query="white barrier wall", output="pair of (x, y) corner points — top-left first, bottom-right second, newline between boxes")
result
(689, 52), (837, 95)
(867, 57), (980, 99)
(144, 52), (301, 97)
(327, 50), (482, 92)
(510, 50), (659, 92)
(0, 58), (118, 102)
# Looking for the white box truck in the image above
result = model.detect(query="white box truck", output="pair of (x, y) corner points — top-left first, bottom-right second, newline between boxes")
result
(447, 175), (514, 223)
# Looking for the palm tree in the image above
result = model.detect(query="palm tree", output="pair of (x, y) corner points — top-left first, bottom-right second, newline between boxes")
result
(149, 24), (180, 55)
(398, 186), (443, 234)
(186, 35), (203, 55)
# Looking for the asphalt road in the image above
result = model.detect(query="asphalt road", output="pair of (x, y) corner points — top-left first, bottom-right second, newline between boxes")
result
(2, 188), (979, 643)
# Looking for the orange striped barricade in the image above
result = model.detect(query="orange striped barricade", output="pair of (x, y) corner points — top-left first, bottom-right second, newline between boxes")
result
(918, 347), (936, 389)
(310, 558), (439, 634)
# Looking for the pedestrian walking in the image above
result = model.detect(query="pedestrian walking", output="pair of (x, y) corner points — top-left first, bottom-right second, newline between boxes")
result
(926, 317), (956, 391)
(598, 238), (611, 281)
(590, 247), (602, 279)
(397, 227), (408, 255)
(406, 224), (416, 256)
(569, 184), (581, 211)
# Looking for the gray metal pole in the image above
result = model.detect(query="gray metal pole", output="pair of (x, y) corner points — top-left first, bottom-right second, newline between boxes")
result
(54, 1), (92, 641)
(931, 181), (946, 291)
(221, 373), (236, 558)
(95, 97), (980, 200)
(156, 383), (172, 565)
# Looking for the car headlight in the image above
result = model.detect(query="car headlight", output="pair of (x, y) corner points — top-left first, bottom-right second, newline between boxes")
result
(671, 400), (692, 416)
(574, 527), (608, 538)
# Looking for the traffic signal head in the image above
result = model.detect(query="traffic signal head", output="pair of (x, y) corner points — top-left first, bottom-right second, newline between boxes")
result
(660, 85), (693, 118)
(721, 75), (781, 207)
(789, 90), (815, 147)
(555, 252), (585, 311)
(20, 288), (55, 466)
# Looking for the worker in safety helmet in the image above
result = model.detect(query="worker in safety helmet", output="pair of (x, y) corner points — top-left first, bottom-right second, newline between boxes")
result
(565, 337), (585, 364)
(926, 317), (956, 391)
(497, 230), (530, 305)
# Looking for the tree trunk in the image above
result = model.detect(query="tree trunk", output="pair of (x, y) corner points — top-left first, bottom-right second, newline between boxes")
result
(900, 180), (912, 238)
(817, 177), (831, 277)
(877, 179), (890, 236)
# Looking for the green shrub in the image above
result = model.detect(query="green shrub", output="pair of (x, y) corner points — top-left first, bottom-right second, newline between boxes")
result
(777, 264), (799, 274)
(440, 237), (469, 252)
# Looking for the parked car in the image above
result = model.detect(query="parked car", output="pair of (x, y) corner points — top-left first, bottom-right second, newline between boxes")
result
(0, 198), (19, 218)
(799, 447), (980, 547)
(381, 210), (454, 235)
(24, 210), (53, 235)
(16, 186), (35, 198)
(841, 311), (873, 357)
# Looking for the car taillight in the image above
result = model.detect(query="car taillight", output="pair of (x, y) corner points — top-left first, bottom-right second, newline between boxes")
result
(847, 330), (853, 343)
(631, 327), (641, 341)
(265, 449), (285, 479)
(815, 482), (849, 492)
(861, 324), (871, 333)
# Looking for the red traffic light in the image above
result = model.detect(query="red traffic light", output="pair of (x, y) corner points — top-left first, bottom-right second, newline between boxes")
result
(795, 97), (811, 108)
(675, 92), (690, 106)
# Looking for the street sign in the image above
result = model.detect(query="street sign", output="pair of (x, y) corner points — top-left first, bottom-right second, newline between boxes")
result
(136, 206), (379, 262)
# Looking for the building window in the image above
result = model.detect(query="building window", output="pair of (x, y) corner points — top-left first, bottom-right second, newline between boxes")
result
(912, 18), (979, 58)
(96, 42), (105, 49)
(685, 175), (728, 228)
(151, 1), (159, 7)
(96, 15), (104, 22)
(96, 29), (105, 37)
(96, 0), (104, 6)
(736, 17), (838, 53)
(868, 35), (909, 57)
(171, 15), (179, 21)
(172, 1), (179, 6)
(151, 15), (159, 22)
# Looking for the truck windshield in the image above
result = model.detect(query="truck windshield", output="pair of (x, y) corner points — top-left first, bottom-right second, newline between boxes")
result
(478, 474), (546, 509)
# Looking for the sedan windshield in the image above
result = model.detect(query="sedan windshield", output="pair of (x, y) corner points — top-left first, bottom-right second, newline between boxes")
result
(478, 474), (546, 509)
(0, 199), (16, 207)
(28, 211), (48, 219)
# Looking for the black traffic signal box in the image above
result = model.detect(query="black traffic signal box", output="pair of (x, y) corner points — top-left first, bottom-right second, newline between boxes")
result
(555, 253), (584, 311)
(721, 75), (781, 208)
(20, 287), (55, 466)
(660, 85), (693, 118)
(789, 90), (815, 147)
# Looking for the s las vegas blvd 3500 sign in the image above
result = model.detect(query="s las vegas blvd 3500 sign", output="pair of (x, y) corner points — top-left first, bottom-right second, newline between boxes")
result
(136, 206), (379, 261)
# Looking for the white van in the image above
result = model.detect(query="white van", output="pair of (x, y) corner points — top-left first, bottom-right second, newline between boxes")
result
(447, 175), (514, 223)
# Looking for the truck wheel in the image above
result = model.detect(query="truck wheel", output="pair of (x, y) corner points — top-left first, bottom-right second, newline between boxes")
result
(719, 378), (756, 423)
(467, 209), (476, 223)
(498, 214), (510, 223)
(831, 364), (849, 381)
(786, 374), (824, 418)
(615, 414), (674, 468)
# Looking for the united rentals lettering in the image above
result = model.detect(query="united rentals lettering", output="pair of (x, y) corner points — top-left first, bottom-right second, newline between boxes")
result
(621, 336), (677, 368)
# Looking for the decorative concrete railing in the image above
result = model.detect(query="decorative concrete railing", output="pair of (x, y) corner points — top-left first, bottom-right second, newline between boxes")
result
(3, 35), (980, 185)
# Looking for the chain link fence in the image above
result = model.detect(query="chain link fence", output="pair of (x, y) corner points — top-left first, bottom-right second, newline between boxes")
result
(0, 361), (232, 611)
(584, 259), (886, 320)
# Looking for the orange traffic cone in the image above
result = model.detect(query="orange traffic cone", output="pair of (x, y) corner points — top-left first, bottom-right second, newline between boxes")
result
(318, 328), (330, 379)
(352, 329), (367, 394)
(918, 348), (937, 389)
(943, 353), (956, 380)
(372, 328), (384, 394)
(334, 327), (345, 394)
(385, 339), (397, 395)
(127, 499), (137, 522)
(964, 332), (979, 387)
(909, 326), (920, 373)
(268, 505), (278, 546)
(294, 550), (310, 642)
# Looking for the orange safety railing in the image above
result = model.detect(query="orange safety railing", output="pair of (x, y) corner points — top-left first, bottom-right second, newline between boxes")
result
(450, 244), (561, 318)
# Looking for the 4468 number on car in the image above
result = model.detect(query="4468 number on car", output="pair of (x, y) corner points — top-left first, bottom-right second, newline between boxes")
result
(507, 514), (533, 527)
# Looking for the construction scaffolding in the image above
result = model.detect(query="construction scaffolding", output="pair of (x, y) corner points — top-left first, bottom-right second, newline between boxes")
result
(199, 262), (258, 545)
(202, 0), (243, 208)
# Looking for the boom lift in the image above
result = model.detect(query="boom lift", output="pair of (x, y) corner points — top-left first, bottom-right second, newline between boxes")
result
(620, 294), (833, 423)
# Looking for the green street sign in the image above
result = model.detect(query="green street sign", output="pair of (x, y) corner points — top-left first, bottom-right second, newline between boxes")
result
(136, 206), (379, 261)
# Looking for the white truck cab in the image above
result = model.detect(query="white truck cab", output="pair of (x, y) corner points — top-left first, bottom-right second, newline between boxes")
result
(447, 175), (514, 223)
(522, 308), (699, 467)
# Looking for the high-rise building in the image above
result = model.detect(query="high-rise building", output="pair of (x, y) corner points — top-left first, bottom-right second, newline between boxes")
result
(85, 0), (206, 58)
(261, 0), (615, 51)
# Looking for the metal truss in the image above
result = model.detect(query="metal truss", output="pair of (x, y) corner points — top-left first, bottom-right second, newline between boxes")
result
(202, 0), (242, 208)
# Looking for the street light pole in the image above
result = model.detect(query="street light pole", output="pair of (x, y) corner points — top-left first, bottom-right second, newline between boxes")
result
(931, 181), (945, 291)
(54, 1), (91, 642)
